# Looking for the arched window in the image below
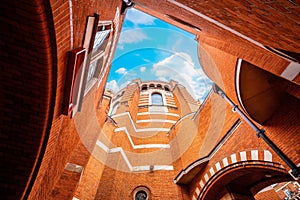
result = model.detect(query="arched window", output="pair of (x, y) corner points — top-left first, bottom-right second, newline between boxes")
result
(149, 84), (155, 89)
(141, 84), (148, 91)
(151, 93), (163, 105)
(164, 86), (170, 91)
(156, 84), (162, 89)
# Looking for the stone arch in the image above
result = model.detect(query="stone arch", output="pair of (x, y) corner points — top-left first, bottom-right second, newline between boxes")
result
(193, 149), (292, 200)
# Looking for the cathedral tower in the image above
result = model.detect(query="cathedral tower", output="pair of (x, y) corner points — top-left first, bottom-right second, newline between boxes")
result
(94, 79), (200, 199)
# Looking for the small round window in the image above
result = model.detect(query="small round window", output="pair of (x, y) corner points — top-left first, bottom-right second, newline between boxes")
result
(135, 190), (147, 200)
(151, 93), (163, 105)
(132, 186), (150, 200)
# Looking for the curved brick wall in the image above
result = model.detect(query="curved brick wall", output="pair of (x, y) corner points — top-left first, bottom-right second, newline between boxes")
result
(0, 0), (57, 199)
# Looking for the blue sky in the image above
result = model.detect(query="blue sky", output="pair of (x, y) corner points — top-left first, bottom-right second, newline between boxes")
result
(106, 8), (212, 102)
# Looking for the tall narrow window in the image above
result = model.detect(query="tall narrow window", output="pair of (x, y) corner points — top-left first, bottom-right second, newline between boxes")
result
(151, 93), (163, 105)
(85, 22), (112, 94)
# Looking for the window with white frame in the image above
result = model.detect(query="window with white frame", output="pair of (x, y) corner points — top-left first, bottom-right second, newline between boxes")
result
(151, 93), (163, 105)
(85, 22), (112, 94)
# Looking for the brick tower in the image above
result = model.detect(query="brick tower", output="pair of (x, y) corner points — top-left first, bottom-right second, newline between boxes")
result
(91, 79), (200, 199)
(1, 0), (300, 200)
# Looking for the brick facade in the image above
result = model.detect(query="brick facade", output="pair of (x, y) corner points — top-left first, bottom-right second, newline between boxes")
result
(1, 0), (299, 200)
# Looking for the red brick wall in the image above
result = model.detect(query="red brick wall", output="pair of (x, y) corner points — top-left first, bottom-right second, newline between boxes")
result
(135, 0), (300, 53)
(28, 0), (124, 199)
(175, 0), (300, 52)
(96, 169), (183, 200)
(0, 0), (57, 199)
(128, 90), (140, 122)
(255, 189), (281, 200)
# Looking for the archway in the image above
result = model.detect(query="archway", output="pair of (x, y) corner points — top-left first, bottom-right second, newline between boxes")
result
(0, 0), (57, 199)
(199, 161), (292, 200)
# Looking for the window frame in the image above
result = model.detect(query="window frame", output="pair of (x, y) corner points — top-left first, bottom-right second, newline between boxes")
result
(151, 92), (164, 106)
(84, 21), (113, 95)
(132, 186), (150, 200)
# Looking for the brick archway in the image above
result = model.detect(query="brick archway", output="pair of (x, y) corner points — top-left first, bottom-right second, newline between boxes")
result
(1, 0), (57, 199)
(192, 149), (292, 200)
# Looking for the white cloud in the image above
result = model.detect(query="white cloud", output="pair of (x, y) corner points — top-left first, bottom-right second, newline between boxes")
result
(152, 52), (212, 101)
(117, 45), (124, 50)
(118, 30), (148, 44)
(115, 67), (127, 75)
(140, 67), (146, 72)
(126, 9), (156, 26)
(106, 80), (132, 93)
(142, 58), (150, 62)
(106, 80), (119, 92)
(158, 76), (168, 82)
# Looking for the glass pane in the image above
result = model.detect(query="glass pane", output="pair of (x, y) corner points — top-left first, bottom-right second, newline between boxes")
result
(151, 93), (163, 105)
(93, 30), (110, 51)
(135, 191), (147, 200)
(87, 61), (97, 82)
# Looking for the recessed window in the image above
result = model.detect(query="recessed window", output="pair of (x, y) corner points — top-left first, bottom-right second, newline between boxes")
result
(141, 84), (148, 91)
(151, 93), (163, 105)
(149, 84), (155, 88)
(135, 190), (147, 200)
(164, 86), (170, 91)
(156, 84), (162, 89)
(132, 186), (150, 200)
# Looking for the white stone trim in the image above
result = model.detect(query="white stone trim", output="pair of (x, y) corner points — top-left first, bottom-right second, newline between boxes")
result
(68, 0), (74, 49)
(136, 119), (176, 124)
(251, 150), (259, 160)
(200, 180), (204, 188)
(215, 162), (221, 171)
(96, 140), (173, 172)
(264, 150), (272, 162)
(115, 126), (170, 133)
(138, 104), (148, 107)
(114, 127), (170, 149)
(281, 62), (300, 80)
(193, 149), (280, 199)
(209, 167), (215, 176)
(222, 157), (228, 167)
(137, 112), (179, 117)
(96, 140), (110, 152)
(113, 112), (171, 132)
(109, 147), (133, 171)
(240, 151), (247, 161)
(230, 154), (237, 163)
(204, 173), (209, 182)
(65, 163), (83, 173)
